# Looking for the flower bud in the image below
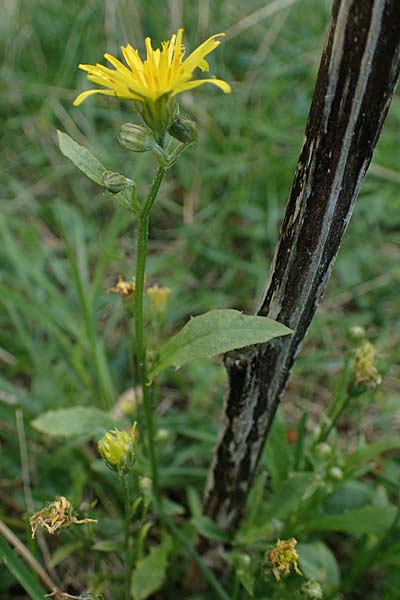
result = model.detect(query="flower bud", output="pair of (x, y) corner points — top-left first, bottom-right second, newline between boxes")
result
(139, 476), (152, 494)
(328, 466), (343, 481)
(300, 580), (323, 599)
(169, 116), (198, 145)
(237, 553), (251, 568)
(315, 442), (332, 459)
(97, 423), (138, 476)
(156, 428), (171, 442)
(347, 325), (366, 342)
(146, 283), (171, 314)
(102, 171), (134, 194)
(118, 123), (155, 152)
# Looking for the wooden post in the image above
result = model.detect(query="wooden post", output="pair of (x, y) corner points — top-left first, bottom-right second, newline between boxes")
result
(204, 0), (400, 531)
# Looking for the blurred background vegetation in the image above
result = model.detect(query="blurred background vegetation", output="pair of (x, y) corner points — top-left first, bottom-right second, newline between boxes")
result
(1, 0), (399, 598)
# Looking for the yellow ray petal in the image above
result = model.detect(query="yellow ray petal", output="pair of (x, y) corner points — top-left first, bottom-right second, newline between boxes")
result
(73, 88), (117, 106)
(122, 45), (145, 73)
(182, 33), (225, 74)
(172, 77), (231, 95)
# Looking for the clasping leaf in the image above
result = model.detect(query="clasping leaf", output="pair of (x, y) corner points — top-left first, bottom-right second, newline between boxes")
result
(57, 130), (106, 184)
(148, 309), (292, 379)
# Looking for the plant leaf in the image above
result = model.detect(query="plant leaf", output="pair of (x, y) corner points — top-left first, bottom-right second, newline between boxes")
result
(131, 537), (172, 600)
(347, 436), (400, 465)
(298, 541), (340, 593)
(264, 413), (291, 490)
(236, 473), (316, 545)
(191, 515), (230, 543)
(306, 504), (397, 535)
(149, 309), (292, 379)
(0, 536), (47, 600)
(32, 407), (114, 439)
(57, 130), (106, 184)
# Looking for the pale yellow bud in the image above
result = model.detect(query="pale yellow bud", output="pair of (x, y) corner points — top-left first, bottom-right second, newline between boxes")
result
(139, 476), (152, 493)
(146, 284), (171, 313)
(329, 466), (343, 481)
(315, 442), (332, 459)
(156, 428), (171, 442)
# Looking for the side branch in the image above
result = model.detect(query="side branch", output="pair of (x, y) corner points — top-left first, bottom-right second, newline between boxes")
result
(204, 0), (400, 531)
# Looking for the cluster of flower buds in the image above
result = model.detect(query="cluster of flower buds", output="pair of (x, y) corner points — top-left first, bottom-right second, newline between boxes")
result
(314, 441), (345, 483)
(118, 115), (198, 168)
(97, 422), (138, 476)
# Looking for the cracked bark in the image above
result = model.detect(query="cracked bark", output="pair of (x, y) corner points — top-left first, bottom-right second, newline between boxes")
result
(204, 0), (400, 532)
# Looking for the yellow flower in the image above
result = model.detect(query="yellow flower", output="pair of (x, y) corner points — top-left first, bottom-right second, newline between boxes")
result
(29, 496), (96, 539)
(146, 283), (171, 313)
(98, 423), (138, 474)
(73, 29), (231, 108)
(266, 538), (302, 582)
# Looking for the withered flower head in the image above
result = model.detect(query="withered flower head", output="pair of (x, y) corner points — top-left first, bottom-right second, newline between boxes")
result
(107, 275), (136, 299)
(266, 537), (302, 582)
(353, 341), (382, 390)
(30, 496), (97, 539)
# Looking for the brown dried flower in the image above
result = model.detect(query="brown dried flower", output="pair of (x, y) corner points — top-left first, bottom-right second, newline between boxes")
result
(266, 537), (302, 582)
(30, 496), (97, 539)
(107, 275), (136, 298)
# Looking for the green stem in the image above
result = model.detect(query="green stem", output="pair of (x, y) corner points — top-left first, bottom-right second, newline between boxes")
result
(317, 351), (352, 444)
(121, 475), (132, 600)
(157, 504), (230, 600)
(134, 167), (166, 498)
(132, 166), (230, 600)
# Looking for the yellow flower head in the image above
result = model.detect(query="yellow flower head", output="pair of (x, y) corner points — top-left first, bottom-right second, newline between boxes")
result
(73, 29), (231, 107)
(98, 423), (138, 474)
(147, 283), (171, 313)
(29, 496), (96, 539)
(266, 537), (302, 582)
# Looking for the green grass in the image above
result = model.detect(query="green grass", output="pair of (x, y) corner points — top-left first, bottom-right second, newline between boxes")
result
(1, 0), (400, 598)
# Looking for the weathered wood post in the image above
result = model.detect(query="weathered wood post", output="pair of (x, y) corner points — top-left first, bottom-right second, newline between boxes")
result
(204, 0), (400, 531)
